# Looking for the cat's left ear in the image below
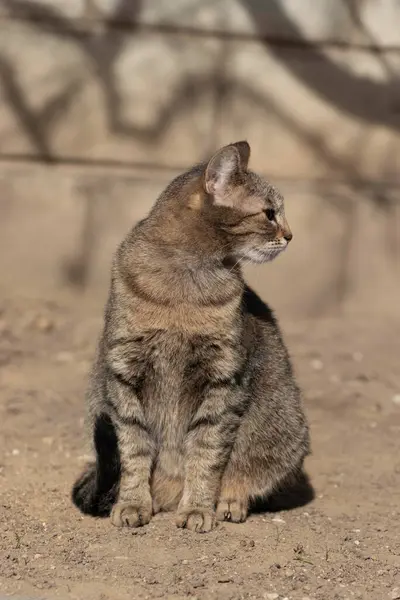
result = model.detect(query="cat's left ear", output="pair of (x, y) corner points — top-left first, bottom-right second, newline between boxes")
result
(204, 141), (250, 206)
(232, 140), (250, 170)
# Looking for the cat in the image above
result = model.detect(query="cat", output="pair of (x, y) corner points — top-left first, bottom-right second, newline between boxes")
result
(72, 141), (310, 533)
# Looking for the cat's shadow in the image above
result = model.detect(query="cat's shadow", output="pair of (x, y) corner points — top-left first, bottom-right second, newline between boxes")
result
(250, 471), (315, 514)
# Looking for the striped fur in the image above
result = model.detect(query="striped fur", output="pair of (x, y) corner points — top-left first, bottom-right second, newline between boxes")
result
(72, 142), (310, 532)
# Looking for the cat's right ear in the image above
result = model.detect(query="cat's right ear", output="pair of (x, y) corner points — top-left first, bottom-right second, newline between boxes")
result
(204, 145), (241, 206)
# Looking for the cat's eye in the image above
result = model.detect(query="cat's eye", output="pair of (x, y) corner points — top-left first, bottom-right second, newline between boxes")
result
(265, 208), (275, 221)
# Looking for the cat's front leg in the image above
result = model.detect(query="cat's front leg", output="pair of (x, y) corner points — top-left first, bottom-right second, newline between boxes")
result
(110, 418), (154, 528)
(176, 383), (243, 533)
(106, 374), (155, 528)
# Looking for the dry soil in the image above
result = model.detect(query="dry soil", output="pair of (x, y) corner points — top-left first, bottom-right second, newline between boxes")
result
(0, 295), (399, 600)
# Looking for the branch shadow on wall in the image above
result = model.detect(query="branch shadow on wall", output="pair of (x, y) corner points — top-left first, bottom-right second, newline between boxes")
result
(0, 0), (219, 161)
(242, 0), (399, 313)
(243, 0), (400, 128)
(0, 0), (398, 307)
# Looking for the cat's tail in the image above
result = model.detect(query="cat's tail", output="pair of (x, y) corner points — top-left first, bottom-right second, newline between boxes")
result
(71, 413), (120, 517)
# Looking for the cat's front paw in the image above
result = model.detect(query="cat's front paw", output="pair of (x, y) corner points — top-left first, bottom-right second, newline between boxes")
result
(176, 506), (216, 533)
(111, 501), (152, 528)
(216, 499), (248, 523)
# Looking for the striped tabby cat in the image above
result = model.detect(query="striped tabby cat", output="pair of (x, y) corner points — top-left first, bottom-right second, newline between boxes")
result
(72, 141), (310, 533)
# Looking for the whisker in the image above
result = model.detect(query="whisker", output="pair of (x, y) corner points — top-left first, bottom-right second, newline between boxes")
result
(227, 254), (248, 274)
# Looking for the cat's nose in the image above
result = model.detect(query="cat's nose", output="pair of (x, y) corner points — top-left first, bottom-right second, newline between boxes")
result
(283, 230), (293, 242)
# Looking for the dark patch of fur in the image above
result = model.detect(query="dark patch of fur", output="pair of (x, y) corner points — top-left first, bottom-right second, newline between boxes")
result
(72, 413), (120, 517)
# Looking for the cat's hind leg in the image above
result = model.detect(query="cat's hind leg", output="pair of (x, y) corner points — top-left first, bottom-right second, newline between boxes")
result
(216, 398), (310, 523)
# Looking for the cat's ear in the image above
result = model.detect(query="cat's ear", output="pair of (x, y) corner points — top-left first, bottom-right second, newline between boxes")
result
(232, 140), (250, 170)
(204, 145), (241, 205)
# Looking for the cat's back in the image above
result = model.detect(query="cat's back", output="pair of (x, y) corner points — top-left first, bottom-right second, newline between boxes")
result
(242, 285), (281, 340)
(242, 285), (294, 373)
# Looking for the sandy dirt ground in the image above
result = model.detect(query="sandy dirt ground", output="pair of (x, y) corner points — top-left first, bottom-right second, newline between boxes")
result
(0, 294), (399, 600)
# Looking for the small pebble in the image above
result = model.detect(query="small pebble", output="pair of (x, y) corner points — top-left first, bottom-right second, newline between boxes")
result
(78, 454), (92, 462)
(131, 528), (146, 536)
(55, 351), (74, 363)
(272, 517), (286, 524)
(354, 540), (360, 546)
(12, 449), (20, 456)
(392, 394), (400, 406)
(389, 588), (400, 600)
(285, 569), (294, 577)
(264, 594), (279, 600)
(35, 316), (54, 332)
(310, 359), (323, 371)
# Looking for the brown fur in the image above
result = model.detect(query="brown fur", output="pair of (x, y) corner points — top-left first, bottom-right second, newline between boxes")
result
(72, 141), (310, 533)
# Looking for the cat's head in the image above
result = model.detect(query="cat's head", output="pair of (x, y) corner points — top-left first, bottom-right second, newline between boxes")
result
(201, 141), (292, 264)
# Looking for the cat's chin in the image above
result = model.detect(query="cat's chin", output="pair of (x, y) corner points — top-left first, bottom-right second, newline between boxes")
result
(234, 244), (287, 265)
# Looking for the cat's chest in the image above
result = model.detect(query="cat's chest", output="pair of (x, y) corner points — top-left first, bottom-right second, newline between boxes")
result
(127, 329), (241, 394)
(110, 328), (243, 442)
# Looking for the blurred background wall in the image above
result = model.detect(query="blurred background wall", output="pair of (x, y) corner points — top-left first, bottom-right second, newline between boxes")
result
(0, 0), (399, 316)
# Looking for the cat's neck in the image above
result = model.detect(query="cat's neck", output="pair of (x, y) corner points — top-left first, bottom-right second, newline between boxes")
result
(118, 225), (244, 308)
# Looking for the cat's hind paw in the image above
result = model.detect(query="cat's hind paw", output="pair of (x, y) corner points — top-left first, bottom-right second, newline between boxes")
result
(216, 499), (248, 523)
